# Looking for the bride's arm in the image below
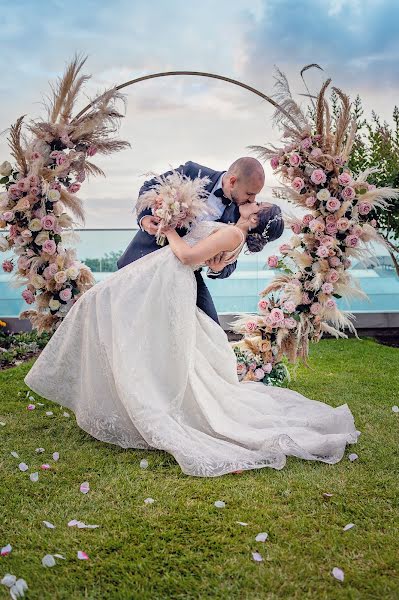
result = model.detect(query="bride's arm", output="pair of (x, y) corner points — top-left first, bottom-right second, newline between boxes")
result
(164, 227), (242, 266)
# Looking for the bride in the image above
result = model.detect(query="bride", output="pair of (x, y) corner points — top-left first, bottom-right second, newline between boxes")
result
(24, 202), (359, 477)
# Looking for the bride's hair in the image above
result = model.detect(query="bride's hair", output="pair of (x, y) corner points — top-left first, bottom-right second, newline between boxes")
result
(246, 204), (284, 253)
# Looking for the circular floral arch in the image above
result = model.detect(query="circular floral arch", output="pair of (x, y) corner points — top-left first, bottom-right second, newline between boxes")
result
(0, 56), (395, 384)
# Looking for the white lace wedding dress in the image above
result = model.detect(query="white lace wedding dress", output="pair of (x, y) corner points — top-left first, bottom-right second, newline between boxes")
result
(24, 221), (359, 477)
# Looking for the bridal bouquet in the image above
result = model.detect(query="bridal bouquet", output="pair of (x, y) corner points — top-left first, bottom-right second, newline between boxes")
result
(136, 170), (217, 245)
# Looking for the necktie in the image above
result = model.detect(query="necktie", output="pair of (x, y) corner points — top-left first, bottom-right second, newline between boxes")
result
(214, 187), (232, 206)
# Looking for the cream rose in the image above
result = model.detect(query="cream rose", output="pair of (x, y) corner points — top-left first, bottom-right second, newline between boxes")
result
(30, 274), (46, 289)
(28, 218), (43, 232)
(0, 161), (12, 176)
(34, 231), (50, 246)
(49, 298), (61, 311)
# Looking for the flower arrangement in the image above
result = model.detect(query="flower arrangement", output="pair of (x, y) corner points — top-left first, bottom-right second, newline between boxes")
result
(231, 69), (398, 383)
(135, 170), (217, 245)
(0, 54), (130, 333)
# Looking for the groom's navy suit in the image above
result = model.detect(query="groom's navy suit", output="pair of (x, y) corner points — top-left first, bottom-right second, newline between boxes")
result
(117, 161), (241, 325)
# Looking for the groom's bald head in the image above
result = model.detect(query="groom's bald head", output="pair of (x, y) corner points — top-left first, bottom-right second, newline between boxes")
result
(223, 157), (265, 206)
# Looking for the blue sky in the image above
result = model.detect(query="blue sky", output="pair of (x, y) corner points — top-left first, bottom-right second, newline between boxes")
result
(1, 0), (398, 227)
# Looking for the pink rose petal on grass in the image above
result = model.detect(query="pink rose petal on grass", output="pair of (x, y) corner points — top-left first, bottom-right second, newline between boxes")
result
(77, 551), (89, 560)
(27, 404), (35, 410)
(1, 544), (12, 556)
(331, 567), (344, 582)
(41, 464), (51, 470)
(80, 482), (90, 494)
(252, 552), (263, 562)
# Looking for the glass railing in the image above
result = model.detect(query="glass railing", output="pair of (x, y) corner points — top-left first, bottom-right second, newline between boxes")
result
(0, 228), (398, 317)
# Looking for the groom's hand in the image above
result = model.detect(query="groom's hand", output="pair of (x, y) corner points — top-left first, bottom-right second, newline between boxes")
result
(141, 215), (160, 235)
(205, 253), (229, 273)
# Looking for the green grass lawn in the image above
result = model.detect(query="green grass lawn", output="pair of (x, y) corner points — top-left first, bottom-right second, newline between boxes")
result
(0, 338), (398, 599)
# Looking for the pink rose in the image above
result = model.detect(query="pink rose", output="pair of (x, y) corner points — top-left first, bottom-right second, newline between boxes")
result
(270, 308), (284, 324)
(328, 256), (341, 267)
(338, 172), (353, 186)
(258, 299), (269, 313)
(3, 211), (14, 222)
(55, 153), (68, 166)
(237, 363), (247, 376)
(305, 196), (317, 207)
(16, 178), (30, 192)
(370, 219), (377, 227)
(68, 183), (81, 194)
(302, 214), (314, 225)
(345, 234), (359, 248)
(283, 301), (296, 313)
(8, 184), (22, 199)
(30, 151), (41, 160)
(262, 363), (273, 374)
(326, 222), (338, 235)
(76, 170), (86, 183)
(316, 245), (329, 258)
(245, 321), (258, 333)
(28, 174), (40, 187)
(50, 181), (61, 191)
(322, 282), (334, 294)
(2, 259), (14, 273)
(326, 197), (341, 212)
(254, 368), (265, 381)
(336, 217), (350, 231)
(368, 183), (376, 191)
(341, 186), (356, 201)
(270, 156), (280, 170)
(59, 288), (72, 302)
(41, 215), (56, 230)
(291, 222), (301, 234)
(358, 201), (372, 215)
(292, 177), (305, 192)
(301, 137), (312, 149)
(309, 219), (325, 233)
(249, 362), (257, 371)
(42, 239), (57, 255)
(289, 153), (302, 167)
(310, 302), (321, 315)
(321, 235), (334, 248)
(283, 317), (297, 329)
(343, 258), (351, 269)
(279, 244), (291, 254)
(22, 289), (35, 304)
(310, 169), (327, 185)
(326, 269), (339, 283)
(302, 292), (311, 304)
(48, 263), (58, 275)
(326, 298), (336, 309)
(267, 255), (279, 268)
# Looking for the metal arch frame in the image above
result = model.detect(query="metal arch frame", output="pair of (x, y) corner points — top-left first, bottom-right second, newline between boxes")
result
(72, 70), (297, 127)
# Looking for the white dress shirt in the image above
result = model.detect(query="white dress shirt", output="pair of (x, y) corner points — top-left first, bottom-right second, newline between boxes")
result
(197, 171), (227, 222)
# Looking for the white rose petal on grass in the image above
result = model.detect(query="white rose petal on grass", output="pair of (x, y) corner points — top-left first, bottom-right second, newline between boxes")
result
(348, 453), (358, 462)
(1, 573), (16, 587)
(42, 521), (55, 529)
(331, 567), (345, 582)
(1, 544), (12, 556)
(35, 448), (45, 453)
(63, 412), (70, 417)
(30, 472), (39, 482)
(392, 405), (399, 413)
(11, 451), (19, 458)
(11, 577), (29, 598)
(80, 482), (90, 494)
(0, 421), (6, 426)
(42, 554), (56, 568)
(236, 522), (248, 526)
(343, 523), (355, 531)
(18, 463), (28, 472)
(77, 551), (89, 560)
(252, 552), (263, 562)
(52, 452), (59, 461)
(37, 402), (45, 406)
(68, 519), (79, 527)
(140, 459), (149, 469)
(214, 501), (225, 508)
(255, 532), (268, 543)
(45, 411), (53, 416)
(53, 554), (66, 560)
(144, 498), (155, 505)
(323, 493), (334, 498)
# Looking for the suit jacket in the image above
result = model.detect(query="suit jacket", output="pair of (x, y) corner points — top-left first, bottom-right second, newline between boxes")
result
(116, 161), (240, 279)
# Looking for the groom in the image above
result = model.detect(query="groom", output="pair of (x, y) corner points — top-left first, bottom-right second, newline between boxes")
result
(117, 157), (266, 325)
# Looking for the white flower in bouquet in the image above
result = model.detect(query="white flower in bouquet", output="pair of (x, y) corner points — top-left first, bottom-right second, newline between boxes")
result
(0, 161), (12, 176)
(136, 170), (218, 245)
(0, 236), (9, 251)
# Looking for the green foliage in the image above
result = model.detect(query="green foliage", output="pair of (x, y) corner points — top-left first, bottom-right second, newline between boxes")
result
(0, 329), (51, 368)
(83, 250), (123, 272)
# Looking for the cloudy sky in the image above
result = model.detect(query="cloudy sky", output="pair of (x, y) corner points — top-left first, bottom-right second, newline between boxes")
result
(1, 0), (399, 228)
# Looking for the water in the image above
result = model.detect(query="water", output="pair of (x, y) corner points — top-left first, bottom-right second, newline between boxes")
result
(0, 228), (398, 317)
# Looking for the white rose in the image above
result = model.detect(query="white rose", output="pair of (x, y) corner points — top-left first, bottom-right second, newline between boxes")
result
(47, 189), (60, 202)
(28, 218), (43, 232)
(316, 188), (331, 201)
(0, 161), (12, 176)
(54, 270), (67, 284)
(35, 231), (49, 245)
(0, 236), (9, 251)
(31, 274), (46, 289)
(49, 298), (61, 311)
(66, 266), (79, 280)
(290, 235), (302, 248)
